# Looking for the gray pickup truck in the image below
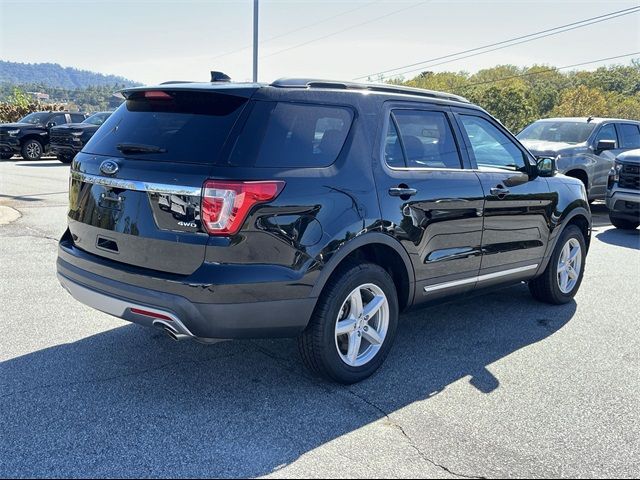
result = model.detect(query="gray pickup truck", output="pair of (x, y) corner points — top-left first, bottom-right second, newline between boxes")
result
(517, 118), (640, 202)
(607, 149), (640, 230)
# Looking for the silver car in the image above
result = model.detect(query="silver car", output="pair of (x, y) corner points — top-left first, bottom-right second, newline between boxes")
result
(517, 117), (640, 201)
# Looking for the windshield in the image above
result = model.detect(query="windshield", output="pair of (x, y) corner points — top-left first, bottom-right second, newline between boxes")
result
(517, 121), (597, 144)
(82, 112), (111, 126)
(19, 112), (51, 125)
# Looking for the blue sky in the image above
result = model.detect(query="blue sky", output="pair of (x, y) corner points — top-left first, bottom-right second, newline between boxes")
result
(1, 0), (639, 85)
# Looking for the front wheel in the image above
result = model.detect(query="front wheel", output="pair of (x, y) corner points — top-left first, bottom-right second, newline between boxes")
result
(529, 225), (586, 304)
(298, 262), (399, 384)
(609, 214), (639, 230)
(21, 139), (43, 160)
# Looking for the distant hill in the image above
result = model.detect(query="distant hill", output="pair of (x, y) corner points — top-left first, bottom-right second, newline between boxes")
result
(0, 61), (141, 89)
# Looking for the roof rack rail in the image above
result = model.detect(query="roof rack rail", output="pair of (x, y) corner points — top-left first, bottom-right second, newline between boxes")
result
(270, 78), (468, 103)
(160, 80), (195, 85)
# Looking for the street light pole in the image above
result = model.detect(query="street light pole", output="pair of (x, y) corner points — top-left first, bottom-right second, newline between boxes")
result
(253, 0), (259, 82)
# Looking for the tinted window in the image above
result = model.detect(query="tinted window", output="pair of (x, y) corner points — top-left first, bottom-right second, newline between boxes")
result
(49, 114), (67, 126)
(460, 115), (527, 171)
(384, 117), (405, 168)
(83, 112), (111, 126)
(391, 110), (461, 169)
(619, 124), (640, 149)
(229, 101), (353, 168)
(70, 114), (86, 123)
(518, 121), (596, 144)
(84, 90), (248, 163)
(19, 112), (51, 125)
(594, 124), (618, 147)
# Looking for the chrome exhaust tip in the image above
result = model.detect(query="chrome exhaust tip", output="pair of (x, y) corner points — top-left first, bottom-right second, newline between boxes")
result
(153, 320), (190, 342)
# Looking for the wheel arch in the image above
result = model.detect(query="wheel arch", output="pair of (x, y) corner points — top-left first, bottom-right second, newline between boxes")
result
(20, 134), (47, 152)
(564, 168), (590, 191)
(537, 206), (591, 275)
(310, 233), (415, 312)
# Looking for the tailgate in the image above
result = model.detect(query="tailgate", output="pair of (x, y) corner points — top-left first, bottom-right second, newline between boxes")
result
(68, 157), (211, 275)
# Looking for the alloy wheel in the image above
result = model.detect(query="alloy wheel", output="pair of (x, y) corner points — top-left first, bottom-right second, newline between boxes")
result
(334, 283), (389, 368)
(557, 238), (582, 294)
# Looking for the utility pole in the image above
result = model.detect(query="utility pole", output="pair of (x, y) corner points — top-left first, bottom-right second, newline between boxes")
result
(253, 0), (259, 82)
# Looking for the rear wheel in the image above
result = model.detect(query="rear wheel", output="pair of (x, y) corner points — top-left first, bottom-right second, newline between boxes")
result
(609, 214), (639, 230)
(21, 139), (43, 160)
(298, 262), (399, 384)
(529, 225), (586, 304)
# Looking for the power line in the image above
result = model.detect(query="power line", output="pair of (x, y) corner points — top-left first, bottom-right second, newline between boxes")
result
(464, 52), (640, 88)
(261, 0), (431, 60)
(355, 5), (640, 80)
(387, 9), (640, 80)
(209, 0), (381, 61)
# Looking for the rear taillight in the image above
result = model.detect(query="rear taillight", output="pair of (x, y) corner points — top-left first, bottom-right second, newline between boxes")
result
(201, 180), (285, 235)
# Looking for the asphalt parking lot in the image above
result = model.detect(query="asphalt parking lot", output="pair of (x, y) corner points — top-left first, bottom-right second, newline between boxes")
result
(1, 158), (639, 478)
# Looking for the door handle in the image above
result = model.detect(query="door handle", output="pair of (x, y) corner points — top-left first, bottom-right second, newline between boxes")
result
(490, 186), (510, 198)
(389, 187), (417, 197)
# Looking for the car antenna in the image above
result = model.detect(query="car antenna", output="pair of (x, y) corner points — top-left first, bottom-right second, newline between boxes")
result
(211, 71), (231, 83)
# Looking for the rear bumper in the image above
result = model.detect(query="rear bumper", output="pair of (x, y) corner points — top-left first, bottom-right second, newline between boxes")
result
(57, 241), (317, 340)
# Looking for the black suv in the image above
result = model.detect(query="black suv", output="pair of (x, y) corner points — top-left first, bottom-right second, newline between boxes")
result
(0, 111), (87, 160)
(57, 78), (591, 383)
(50, 111), (112, 164)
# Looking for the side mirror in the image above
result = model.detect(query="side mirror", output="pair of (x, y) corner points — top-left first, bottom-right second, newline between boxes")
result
(536, 156), (557, 177)
(595, 139), (616, 153)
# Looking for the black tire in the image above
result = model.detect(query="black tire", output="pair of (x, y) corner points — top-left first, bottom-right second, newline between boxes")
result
(57, 154), (73, 164)
(21, 139), (43, 160)
(609, 214), (639, 230)
(0, 153), (13, 160)
(298, 262), (399, 384)
(529, 225), (586, 305)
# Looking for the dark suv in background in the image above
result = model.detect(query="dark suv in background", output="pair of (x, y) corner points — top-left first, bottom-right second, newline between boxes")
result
(0, 111), (87, 160)
(50, 111), (112, 163)
(57, 77), (591, 383)
(517, 117), (640, 201)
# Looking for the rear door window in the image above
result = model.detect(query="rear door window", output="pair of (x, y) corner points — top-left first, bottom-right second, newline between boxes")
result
(619, 124), (640, 149)
(83, 90), (249, 164)
(70, 113), (86, 123)
(228, 101), (353, 167)
(390, 110), (462, 169)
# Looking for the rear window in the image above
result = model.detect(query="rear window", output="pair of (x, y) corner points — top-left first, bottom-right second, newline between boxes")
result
(83, 90), (248, 163)
(228, 101), (353, 167)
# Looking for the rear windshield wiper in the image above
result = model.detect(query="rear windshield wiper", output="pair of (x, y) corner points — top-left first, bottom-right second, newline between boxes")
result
(116, 143), (167, 154)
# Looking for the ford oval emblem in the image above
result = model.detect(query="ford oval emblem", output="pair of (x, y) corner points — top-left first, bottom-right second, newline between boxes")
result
(100, 160), (119, 176)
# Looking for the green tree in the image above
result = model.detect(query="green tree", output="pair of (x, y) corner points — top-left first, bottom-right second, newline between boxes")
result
(551, 85), (609, 117)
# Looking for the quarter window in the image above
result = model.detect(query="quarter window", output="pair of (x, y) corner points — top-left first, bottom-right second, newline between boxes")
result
(619, 124), (640, 149)
(459, 115), (527, 171)
(386, 110), (462, 169)
(229, 101), (353, 167)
